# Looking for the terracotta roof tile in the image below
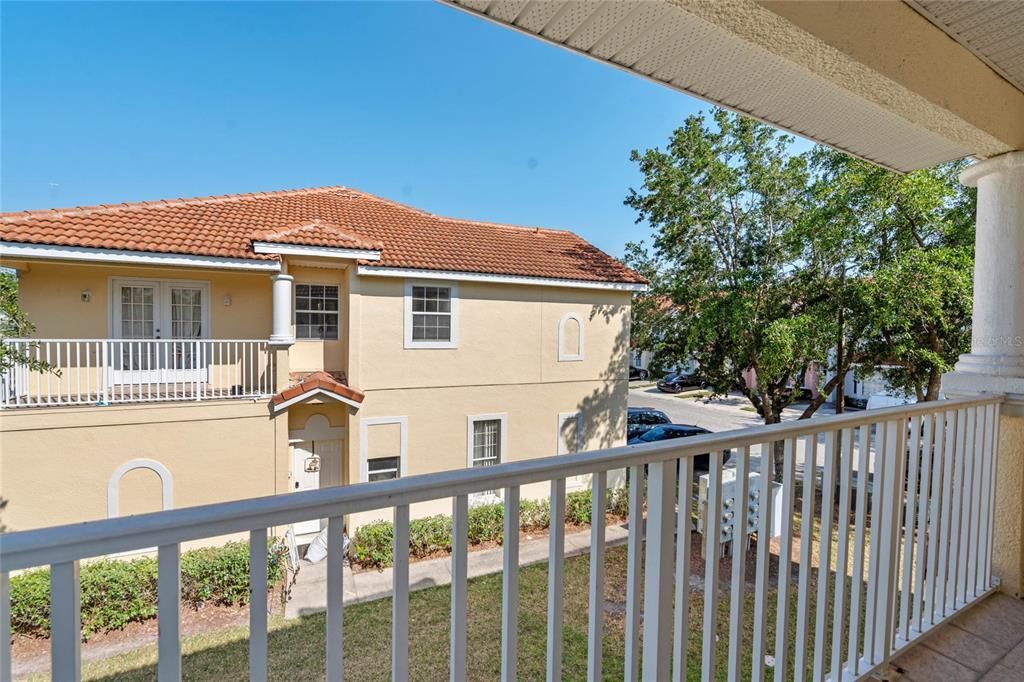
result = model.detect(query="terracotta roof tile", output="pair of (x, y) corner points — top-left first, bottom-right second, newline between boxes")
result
(1, 186), (646, 285)
(271, 370), (365, 408)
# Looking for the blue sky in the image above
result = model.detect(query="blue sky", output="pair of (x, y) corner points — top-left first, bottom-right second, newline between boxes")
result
(2, 1), (809, 257)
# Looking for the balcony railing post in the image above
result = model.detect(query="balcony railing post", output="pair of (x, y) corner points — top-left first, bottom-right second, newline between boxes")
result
(101, 340), (110, 404)
(642, 459), (677, 682)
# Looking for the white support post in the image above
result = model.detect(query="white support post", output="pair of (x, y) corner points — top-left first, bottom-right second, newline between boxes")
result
(642, 459), (677, 682)
(450, 495), (469, 682)
(269, 274), (295, 346)
(51, 561), (81, 682)
(587, 471), (607, 682)
(250, 528), (269, 682)
(157, 544), (181, 682)
(326, 517), (345, 682)
(501, 486), (520, 682)
(546, 478), (566, 682)
(1, 572), (10, 682)
(393, 505), (410, 681)
(624, 465), (644, 682)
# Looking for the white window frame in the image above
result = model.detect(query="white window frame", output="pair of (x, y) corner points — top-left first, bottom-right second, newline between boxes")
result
(108, 277), (211, 340)
(557, 312), (584, 362)
(359, 416), (408, 483)
(555, 411), (583, 455)
(467, 413), (507, 503)
(404, 279), (459, 349)
(294, 282), (341, 341)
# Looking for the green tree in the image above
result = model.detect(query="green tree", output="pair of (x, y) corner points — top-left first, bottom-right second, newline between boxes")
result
(625, 109), (820, 475)
(0, 271), (55, 375)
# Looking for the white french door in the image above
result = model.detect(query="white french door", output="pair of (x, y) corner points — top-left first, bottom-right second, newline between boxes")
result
(111, 279), (210, 386)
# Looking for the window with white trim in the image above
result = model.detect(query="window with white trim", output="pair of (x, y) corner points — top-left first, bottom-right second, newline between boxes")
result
(295, 284), (339, 340)
(558, 312), (584, 361)
(367, 456), (400, 482)
(405, 281), (458, 348)
(468, 414), (506, 501)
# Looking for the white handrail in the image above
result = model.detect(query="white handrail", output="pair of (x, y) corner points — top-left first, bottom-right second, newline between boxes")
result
(0, 393), (1005, 682)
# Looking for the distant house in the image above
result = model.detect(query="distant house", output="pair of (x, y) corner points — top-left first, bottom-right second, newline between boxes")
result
(0, 186), (645, 537)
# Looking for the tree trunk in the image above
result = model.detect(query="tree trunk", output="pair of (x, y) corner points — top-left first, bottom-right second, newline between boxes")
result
(762, 409), (784, 481)
(835, 305), (845, 414)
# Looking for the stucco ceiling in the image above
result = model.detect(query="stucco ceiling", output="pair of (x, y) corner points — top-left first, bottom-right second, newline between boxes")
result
(442, 0), (1023, 173)
(907, 1), (1024, 93)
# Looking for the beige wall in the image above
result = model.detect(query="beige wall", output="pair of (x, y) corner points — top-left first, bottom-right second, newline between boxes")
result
(286, 263), (349, 374)
(16, 261), (273, 339)
(0, 400), (287, 532)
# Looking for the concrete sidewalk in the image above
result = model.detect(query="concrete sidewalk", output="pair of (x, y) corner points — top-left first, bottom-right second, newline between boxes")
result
(285, 523), (631, 619)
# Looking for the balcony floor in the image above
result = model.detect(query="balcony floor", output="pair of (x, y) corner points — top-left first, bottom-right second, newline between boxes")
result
(892, 593), (1024, 681)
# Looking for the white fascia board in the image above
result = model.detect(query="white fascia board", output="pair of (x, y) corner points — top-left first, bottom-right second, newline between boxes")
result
(272, 387), (364, 413)
(0, 242), (281, 272)
(252, 242), (381, 261)
(357, 266), (648, 292)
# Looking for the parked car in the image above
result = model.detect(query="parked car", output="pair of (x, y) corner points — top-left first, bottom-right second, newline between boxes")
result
(628, 365), (650, 381)
(656, 371), (702, 394)
(628, 423), (732, 472)
(626, 406), (671, 440)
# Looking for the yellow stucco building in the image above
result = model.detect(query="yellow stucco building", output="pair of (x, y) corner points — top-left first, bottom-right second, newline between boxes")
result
(0, 186), (645, 537)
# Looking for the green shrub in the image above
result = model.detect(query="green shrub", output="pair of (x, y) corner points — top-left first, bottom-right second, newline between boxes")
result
(9, 540), (286, 638)
(565, 490), (593, 526)
(350, 520), (394, 569)
(608, 485), (630, 518)
(518, 498), (550, 531)
(409, 514), (452, 557)
(467, 503), (504, 545)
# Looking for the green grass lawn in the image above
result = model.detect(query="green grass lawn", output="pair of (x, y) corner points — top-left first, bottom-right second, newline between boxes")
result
(60, 538), (855, 682)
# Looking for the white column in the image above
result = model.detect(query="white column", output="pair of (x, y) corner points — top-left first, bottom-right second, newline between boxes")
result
(944, 151), (1024, 405)
(269, 273), (295, 346)
(943, 150), (1024, 597)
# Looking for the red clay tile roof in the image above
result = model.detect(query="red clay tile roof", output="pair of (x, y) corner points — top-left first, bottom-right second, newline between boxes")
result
(271, 370), (365, 409)
(1, 186), (646, 285)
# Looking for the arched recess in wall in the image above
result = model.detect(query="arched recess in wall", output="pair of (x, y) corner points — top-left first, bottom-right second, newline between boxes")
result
(107, 458), (174, 518)
(558, 312), (584, 362)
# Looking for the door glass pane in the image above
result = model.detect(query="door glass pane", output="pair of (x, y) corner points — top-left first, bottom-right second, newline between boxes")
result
(119, 286), (156, 369)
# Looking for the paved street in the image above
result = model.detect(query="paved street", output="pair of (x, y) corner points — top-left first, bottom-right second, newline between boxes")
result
(628, 384), (838, 434)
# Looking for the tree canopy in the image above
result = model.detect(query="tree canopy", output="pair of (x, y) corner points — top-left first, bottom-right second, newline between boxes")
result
(625, 108), (974, 443)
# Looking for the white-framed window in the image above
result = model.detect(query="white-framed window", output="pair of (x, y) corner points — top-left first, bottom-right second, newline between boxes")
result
(359, 416), (408, 483)
(558, 312), (584, 361)
(404, 280), (458, 348)
(467, 413), (507, 501)
(295, 284), (340, 340)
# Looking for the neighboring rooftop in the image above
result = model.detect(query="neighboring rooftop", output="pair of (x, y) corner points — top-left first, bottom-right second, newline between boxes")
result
(0, 186), (646, 286)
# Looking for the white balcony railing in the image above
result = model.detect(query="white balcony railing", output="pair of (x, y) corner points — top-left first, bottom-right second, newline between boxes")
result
(0, 394), (1003, 681)
(0, 338), (275, 408)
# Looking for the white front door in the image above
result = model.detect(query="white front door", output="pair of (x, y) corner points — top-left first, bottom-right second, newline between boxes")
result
(291, 441), (322, 536)
(290, 438), (343, 536)
(557, 412), (587, 491)
(111, 279), (209, 385)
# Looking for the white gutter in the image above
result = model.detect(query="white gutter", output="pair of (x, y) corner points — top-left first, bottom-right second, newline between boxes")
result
(0, 242), (281, 272)
(252, 242), (381, 261)
(356, 265), (648, 292)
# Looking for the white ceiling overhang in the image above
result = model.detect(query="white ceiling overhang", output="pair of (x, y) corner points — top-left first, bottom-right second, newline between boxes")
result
(442, 0), (1024, 173)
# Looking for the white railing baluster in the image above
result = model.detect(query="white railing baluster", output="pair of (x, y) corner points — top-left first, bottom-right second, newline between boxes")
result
(774, 439), (797, 681)
(587, 471), (607, 682)
(501, 486), (520, 682)
(958, 407), (977, 605)
(793, 433), (816, 682)
(847, 423), (871, 676)
(968, 405), (986, 598)
(830, 428), (855, 681)
(326, 517), (344, 681)
(913, 414), (934, 632)
(924, 412), (945, 627)
(624, 465), (643, 682)
(674, 456), (693, 682)
(450, 495), (469, 682)
(51, 560), (81, 682)
(948, 409), (968, 610)
(750, 441), (773, 682)
(700, 452), (723, 682)
(812, 432), (837, 682)
(643, 460), (677, 682)
(1, 571), (11, 682)
(726, 446), (750, 682)
(935, 409), (957, 619)
(157, 544), (181, 682)
(877, 420), (906, 668)
(547, 477), (566, 682)
(898, 416), (922, 643)
(74, 341), (81, 403)
(393, 504), (410, 681)
(250, 528), (269, 682)
(983, 403), (1001, 588)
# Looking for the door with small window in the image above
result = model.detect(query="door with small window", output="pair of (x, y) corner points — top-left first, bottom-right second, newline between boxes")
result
(111, 279), (209, 386)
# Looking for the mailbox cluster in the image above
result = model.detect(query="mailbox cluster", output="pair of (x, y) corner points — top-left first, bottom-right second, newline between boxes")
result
(696, 465), (784, 557)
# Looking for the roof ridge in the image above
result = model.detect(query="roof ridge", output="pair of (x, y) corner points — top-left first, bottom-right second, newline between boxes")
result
(342, 187), (577, 237)
(0, 186), (347, 223)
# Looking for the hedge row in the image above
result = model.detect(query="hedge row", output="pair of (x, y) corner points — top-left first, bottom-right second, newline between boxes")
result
(350, 486), (630, 569)
(10, 540), (288, 638)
